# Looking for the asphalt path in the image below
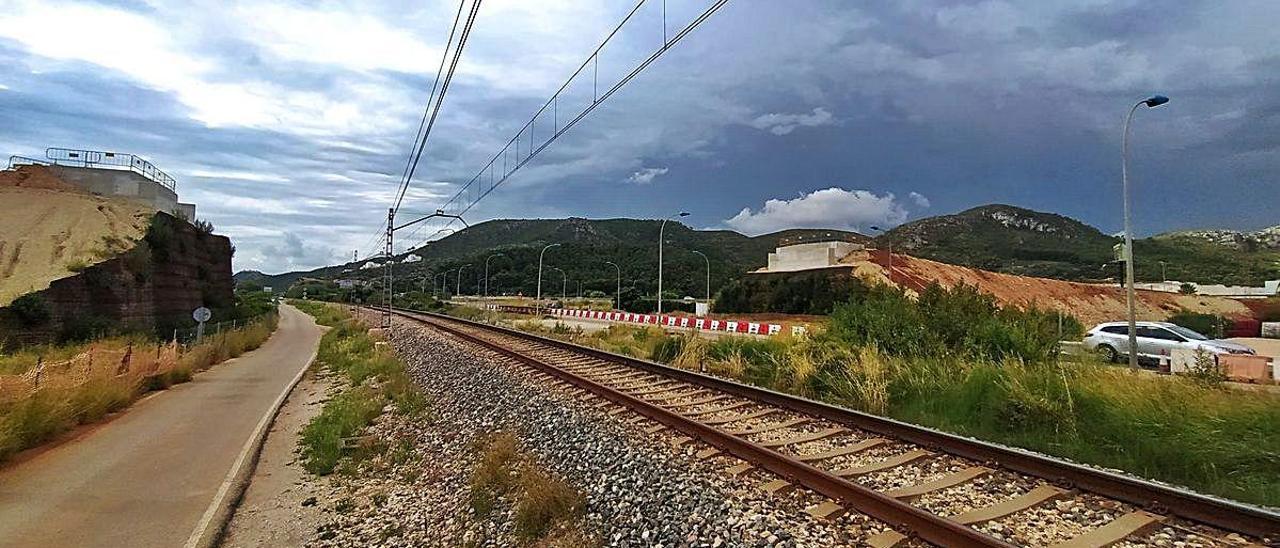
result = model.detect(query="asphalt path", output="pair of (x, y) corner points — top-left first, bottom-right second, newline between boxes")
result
(0, 305), (322, 548)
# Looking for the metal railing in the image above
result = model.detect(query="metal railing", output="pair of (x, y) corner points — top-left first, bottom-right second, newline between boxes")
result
(43, 147), (177, 192)
(7, 155), (50, 169)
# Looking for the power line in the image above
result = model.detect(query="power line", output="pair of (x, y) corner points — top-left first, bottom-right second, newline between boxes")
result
(410, 0), (731, 243)
(390, 0), (469, 216)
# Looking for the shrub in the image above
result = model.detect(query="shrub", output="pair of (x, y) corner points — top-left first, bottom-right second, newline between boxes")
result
(514, 468), (585, 541)
(10, 294), (52, 327)
(1168, 311), (1228, 339)
(828, 282), (1069, 363)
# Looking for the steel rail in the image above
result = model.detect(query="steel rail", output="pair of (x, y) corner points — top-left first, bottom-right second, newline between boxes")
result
(396, 308), (1014, 547)
(388, 306), (1280, 541)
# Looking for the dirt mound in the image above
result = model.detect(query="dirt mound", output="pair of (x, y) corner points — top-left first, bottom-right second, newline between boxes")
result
(0, 165), (80, 191)
(845, 250), (1251, 326)
(0, 186), (152, 306)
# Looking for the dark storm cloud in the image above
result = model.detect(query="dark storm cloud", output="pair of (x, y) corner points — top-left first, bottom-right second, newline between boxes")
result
(1, 1), (1276, 272)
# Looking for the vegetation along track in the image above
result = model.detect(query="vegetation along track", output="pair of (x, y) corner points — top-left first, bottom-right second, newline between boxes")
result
(386, 307), (1278, 547)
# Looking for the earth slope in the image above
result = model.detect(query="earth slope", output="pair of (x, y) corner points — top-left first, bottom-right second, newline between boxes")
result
(0, 166), (152, 306)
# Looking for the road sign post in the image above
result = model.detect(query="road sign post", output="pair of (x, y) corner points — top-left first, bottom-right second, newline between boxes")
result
(193, 307), (211, 344)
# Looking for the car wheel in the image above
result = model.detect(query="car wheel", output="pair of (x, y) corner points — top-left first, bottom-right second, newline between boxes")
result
(1096, 344), (1118, 363)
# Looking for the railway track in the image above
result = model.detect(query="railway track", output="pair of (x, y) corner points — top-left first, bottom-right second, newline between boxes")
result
(385, 307), (1278, 547)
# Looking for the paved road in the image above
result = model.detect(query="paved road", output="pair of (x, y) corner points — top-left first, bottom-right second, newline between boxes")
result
(0, 305), (322, 548)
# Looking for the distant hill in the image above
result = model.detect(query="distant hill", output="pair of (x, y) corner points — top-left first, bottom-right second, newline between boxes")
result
(236, 218), (865, 305)
(875, 204), (1280, 285)
(1155, 226), (1280, 251)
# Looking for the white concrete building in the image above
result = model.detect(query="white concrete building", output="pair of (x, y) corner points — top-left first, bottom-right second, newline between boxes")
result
(760, 241), (864, 273)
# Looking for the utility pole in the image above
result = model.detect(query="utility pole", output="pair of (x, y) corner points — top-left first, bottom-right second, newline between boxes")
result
(536, 243), (560, 316)
(657, 211), (690, 315)
(605, 261), (621, 312)
(383, 208), (393, 329)
(692, 250), (710, 304)
(457, 264), (471, 298)
(1121, 95), (1170, 369)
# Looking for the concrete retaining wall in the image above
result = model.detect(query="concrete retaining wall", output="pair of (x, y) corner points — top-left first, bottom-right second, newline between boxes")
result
(49, 165), (191, 217)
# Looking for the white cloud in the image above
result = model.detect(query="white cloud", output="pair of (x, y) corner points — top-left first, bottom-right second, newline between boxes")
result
(725, 187), (908, 235)
(626, 167), (668, 184)
(909, 191), (931, 208)
(749, 107), (834, 135)
(234, 4), (439, 74)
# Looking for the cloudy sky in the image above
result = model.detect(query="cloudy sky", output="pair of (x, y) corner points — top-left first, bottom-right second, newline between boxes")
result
(2, 1), (1277, 273)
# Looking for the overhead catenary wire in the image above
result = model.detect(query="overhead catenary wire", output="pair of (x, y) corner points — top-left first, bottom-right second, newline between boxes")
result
(406, 0), (732, 247)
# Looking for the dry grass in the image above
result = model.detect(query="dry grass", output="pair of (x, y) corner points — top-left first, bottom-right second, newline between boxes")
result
(0, 314), (277, 462)
(468, 432), (595, 546)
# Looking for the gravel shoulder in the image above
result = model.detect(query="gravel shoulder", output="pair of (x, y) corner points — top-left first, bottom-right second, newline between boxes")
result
(221, 369), (338, 547)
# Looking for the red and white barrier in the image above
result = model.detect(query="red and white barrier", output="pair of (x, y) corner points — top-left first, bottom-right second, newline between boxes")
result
(545, 308), (792, 337)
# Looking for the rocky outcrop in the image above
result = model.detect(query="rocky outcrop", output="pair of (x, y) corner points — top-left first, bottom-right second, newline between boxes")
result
(0, 213), (233, 344)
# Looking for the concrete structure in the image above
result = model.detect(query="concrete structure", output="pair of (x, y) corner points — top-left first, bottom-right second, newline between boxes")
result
(760, 240), (864, 273)
(1133, 280), (1279, 299)
(10, 148), (196, 218)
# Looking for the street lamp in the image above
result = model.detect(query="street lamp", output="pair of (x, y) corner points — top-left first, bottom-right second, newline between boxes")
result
(536, 243), (560, 316)
(485, 253), (504, 310)
(550, 267), (567, 302)
(604, 261), (621, 311)
(657, 211), (691, 315)
(1121, 94), (1170, 369)
(691, 250), (710, 305)
(869, 226), (892, 277)
(457, 264), (471, 297)
(438, 269), (454, 298)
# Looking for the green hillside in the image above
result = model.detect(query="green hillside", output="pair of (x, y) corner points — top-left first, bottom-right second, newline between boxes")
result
(876, 205), (1280, 285)
(238, 219), (863, 311)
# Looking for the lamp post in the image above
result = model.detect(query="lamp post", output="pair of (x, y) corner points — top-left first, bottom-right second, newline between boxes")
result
(438, 269), (454, 298)
(1159, 260), (1168, 283)
(536, 243), (560, 316)
(657, 211), (691, 315)
(1121, 94), (1170, 369)
(485, 253), (504, 310)
(457, 264), (470, 297)
(870, 226), (892, 277)
(551, 267), (567, 302)
(604, 261), (621, 311)
(691, 250), (710, 304)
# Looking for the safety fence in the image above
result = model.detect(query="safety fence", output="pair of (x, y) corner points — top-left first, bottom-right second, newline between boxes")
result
(0, 341), (181, 404)
(544, 307), (806, 337)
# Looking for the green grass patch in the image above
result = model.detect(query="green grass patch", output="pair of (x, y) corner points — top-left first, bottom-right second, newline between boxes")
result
(294, 303), (428, 476)
(468, 432), (593, 545)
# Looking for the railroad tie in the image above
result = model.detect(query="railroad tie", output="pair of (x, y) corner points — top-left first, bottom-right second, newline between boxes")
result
(804, 500), (847, 520)
(695, 447), (721, 459)
(649, 389), (710, 404)
(795, 437), (886, 462)
(759, 427), (847, 449)
(626, 382), (681, 396)
(724, 462), (754, 476)
(727, 418), (809, 436)
(883, 466), (991, 499)
(831, 449), (932, 477)
(665, 394), (730, 410)
(684, 401), (750, 418)
(759, 478), (795, 496)
(643, 424), (667, 434)
(952, 484), (1068, 525)
(865, 530), (907, 548)
(1049, 510), (1165, 548)
(607, 406), (629, 416)
(703, 408), (777, 426)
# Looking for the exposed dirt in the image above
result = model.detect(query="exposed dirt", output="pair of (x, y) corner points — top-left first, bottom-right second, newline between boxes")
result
(0, 165), (79, 191)
(0, 176), (151, 306)
(843, 250), (1251, 325)
(221, 370), (336, 548)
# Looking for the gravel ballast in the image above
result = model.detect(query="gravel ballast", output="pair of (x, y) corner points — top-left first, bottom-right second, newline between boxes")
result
(363, 320), (894, 546)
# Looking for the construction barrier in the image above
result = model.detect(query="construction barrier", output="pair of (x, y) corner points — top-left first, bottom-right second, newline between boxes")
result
(0, 341), (181, 403)
(543, 308), (802, 337)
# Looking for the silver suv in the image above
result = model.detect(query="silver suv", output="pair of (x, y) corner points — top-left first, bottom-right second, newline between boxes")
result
(1082, 321), (1256, 364)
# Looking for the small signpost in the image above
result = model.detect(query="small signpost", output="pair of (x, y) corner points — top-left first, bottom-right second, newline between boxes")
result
(193, 306), (212, 343)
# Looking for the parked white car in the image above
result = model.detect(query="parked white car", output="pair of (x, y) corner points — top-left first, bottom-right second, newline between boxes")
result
(1082, 321), (1256, 364)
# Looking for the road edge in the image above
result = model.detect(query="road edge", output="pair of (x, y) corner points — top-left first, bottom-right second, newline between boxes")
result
(183, 316), (321, 548)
